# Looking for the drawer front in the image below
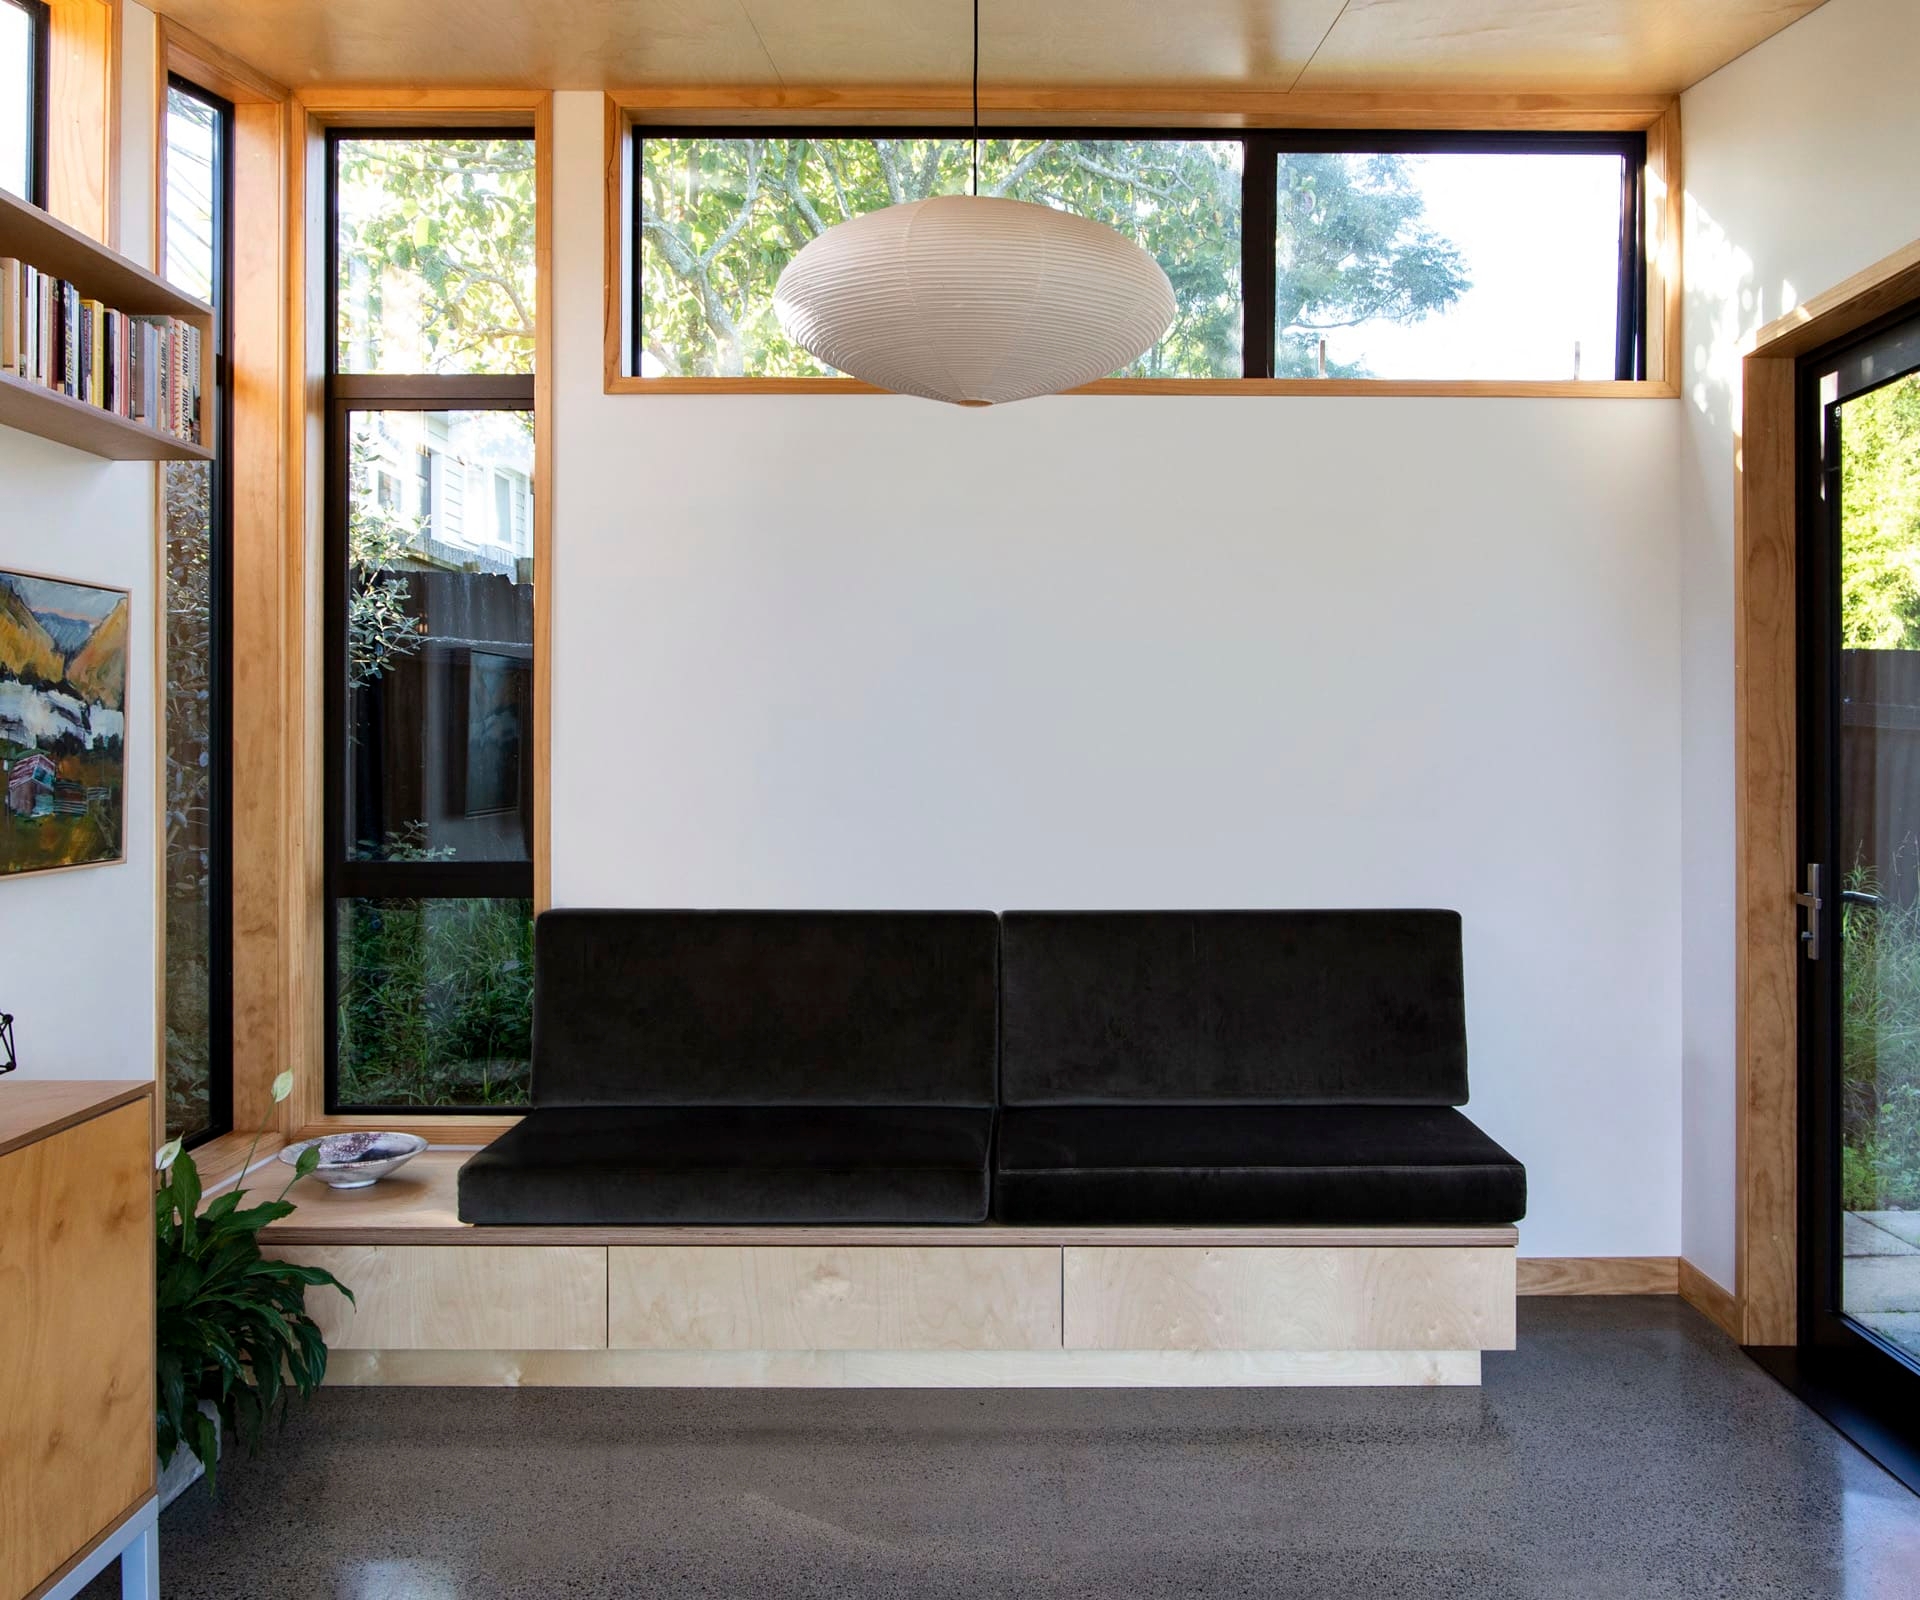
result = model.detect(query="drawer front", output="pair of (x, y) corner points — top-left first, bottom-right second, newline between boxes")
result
(275, 1245), (608, 1350)
(609, 1246), (1063, 1351)
(1063, 1246), (1516, 1352)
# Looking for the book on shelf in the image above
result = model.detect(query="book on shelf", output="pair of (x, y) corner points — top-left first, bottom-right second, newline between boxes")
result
(0, 256), (203, 445)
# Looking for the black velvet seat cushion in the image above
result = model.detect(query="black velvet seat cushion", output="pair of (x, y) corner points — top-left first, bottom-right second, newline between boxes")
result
(993, 1105), (1525, 1225)
(458, 1106), (993, 1225)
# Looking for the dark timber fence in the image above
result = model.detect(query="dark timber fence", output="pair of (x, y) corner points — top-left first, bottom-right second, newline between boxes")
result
(1843, 649), (1920, 907)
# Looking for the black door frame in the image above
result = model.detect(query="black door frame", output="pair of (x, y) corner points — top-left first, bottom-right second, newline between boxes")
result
(1781, 299), (1920, 1487)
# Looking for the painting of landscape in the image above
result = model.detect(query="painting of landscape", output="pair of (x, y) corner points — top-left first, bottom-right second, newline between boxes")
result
(0, 570), (129, 877)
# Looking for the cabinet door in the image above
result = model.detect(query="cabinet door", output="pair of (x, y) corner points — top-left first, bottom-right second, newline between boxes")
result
(273, 1245), (608, 1350)
(1063, 1246), (1516, 1351)
(0, 1101), (155, 1598)
(609, 1247), (1063, 1351)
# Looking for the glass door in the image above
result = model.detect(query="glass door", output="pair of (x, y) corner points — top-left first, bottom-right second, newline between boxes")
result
(1800, 308), (1920, 1405)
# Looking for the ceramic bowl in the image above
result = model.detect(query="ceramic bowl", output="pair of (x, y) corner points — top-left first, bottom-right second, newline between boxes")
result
(278, 1131), (428, 1189)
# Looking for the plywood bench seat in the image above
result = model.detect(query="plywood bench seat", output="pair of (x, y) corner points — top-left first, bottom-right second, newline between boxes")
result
(263, 1152), (1516, 1387)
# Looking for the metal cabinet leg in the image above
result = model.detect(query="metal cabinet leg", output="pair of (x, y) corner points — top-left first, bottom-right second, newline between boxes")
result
(120, 1519), (159, 1600)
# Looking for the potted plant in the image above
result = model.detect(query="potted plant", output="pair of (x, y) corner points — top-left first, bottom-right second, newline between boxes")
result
(153, 1070), (353, 1497)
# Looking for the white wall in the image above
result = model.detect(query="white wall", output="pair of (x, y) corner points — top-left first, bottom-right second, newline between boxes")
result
(549, 90), (1686, 1258)
(1679, 0), (1920, 1289)
(0, 4), (158, 1082)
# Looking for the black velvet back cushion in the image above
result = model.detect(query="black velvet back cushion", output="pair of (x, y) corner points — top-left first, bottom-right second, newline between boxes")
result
(1000, 910), (1469, 1106)
(532, 910), (1000, 1107)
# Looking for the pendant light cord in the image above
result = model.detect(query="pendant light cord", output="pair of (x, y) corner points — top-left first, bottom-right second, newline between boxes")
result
(971, 0), (979, 196)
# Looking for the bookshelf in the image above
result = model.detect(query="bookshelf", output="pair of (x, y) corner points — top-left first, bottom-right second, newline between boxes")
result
(0, 189), (215, 462)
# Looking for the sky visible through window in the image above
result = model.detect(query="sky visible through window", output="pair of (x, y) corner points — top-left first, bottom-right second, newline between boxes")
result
(0, 1), (31, 199)
(1311, 152), (1625, 381)
(163, 87), (218, 302)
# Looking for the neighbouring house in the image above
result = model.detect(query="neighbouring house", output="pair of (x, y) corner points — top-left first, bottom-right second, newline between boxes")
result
(50, 779), (88, 816)
(356, 409), (534, 581)
(6, 751), (56, 818)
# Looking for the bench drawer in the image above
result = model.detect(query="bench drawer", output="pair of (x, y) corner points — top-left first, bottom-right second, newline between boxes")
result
(1063, 1246), (1515, 1351)
(277, 1245), (608, 1350)
(609, 1246), (1062, 1351)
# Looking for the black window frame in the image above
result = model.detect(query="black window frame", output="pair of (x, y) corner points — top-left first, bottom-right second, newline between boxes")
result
(630, 125), (1649, 383)
(322, 125), (538, 1115)
(3, 0), (49, 207)
(162, 73), (236, 1148)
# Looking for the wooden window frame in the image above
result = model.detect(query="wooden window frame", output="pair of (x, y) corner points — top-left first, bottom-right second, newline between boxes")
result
(603, 88), (1683, 399)
(1736, 237), (1920, 1347)
(153, 22), (295, 1174)
(282, 90), (552, 1146)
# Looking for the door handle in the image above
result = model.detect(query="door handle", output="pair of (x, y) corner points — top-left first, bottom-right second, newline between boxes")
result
(1796, 864), (1823, 960)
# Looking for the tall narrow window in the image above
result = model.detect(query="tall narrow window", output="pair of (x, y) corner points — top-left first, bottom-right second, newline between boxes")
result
(0, 0), (47, 204)
(161, 78), (233, 1144)
(326, 132), (537, 1110)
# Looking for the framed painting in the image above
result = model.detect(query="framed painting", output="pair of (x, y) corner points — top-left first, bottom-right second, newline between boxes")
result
(0, 569), (130, 877)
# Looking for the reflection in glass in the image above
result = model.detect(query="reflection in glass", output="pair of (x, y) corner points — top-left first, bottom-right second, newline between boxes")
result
(640, 137), (1243, 379)
(1837, 370), (1920, 1367)
(164, 87), (217, 301)
(335, 136), (537, 376)
(161, 83), (223, 1143)
(1276, 151), (1625, 381)
(344, 410), (534, 863)
(336, 897), (533, 1108)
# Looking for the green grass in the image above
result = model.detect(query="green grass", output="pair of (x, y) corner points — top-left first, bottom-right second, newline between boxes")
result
(336, 896), (533, 1108)
(1841, 883), (1920, 1212)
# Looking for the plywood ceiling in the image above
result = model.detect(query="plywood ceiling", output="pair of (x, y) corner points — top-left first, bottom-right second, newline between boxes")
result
(149, 0), (1829, 95)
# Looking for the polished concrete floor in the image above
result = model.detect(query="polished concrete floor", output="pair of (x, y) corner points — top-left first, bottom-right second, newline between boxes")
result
(88, 1298), (1920, 1599)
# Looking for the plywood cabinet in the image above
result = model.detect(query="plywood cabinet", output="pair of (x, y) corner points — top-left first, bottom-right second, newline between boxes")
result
(264, 1160), (1517, 1386)
(0, 1084), (156, 1600)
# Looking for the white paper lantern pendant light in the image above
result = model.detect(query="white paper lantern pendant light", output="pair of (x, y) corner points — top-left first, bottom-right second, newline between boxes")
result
(772, 1), (1176, 407)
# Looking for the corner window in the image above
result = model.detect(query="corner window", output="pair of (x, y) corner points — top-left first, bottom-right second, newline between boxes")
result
(0, 0), (47, 205)
(631, 128), (1645, 385)
(327, 132), (537, 1111)
(160, 77), (234, 1144)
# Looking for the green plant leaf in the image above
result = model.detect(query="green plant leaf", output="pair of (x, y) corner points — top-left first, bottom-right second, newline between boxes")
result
(150, 1121), (348, 1498)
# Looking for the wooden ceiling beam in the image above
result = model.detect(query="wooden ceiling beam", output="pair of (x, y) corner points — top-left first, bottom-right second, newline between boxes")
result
(606, 83), (1674, 130)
